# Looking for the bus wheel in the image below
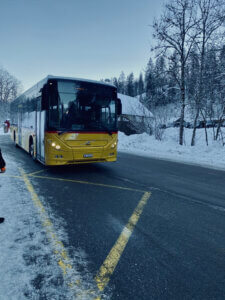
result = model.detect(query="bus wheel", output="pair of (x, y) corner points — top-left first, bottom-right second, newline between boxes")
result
(29, 139), (36, 160)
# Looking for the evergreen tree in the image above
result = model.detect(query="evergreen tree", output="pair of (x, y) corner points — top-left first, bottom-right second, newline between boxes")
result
(145, 58), (156, 108)
(126, 72), (135, 97)
(204, 47), (219, 105)
(187, 47), (200, 106)
(138, 73), (144, 95)
(167, 51), (180, 104)
(133, 79), (139, 97)
(118, 71), (126, 94)
(154, 55), (167, 106)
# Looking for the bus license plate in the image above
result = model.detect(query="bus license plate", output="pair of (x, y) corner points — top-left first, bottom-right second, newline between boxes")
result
(83, 154), (93, 158)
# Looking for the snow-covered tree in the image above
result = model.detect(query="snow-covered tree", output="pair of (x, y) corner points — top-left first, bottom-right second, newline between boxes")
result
(152, 0), (199, 145)
(190, 0), (225, 146)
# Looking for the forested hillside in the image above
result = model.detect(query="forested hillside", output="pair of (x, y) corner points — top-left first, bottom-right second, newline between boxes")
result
(104, 0), (225, 146)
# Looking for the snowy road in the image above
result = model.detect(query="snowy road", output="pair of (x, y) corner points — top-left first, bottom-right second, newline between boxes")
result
(1, 133), (225, 300)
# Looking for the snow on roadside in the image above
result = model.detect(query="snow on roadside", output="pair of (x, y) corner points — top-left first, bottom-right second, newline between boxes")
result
(0, 159), (74, 299)
(0, 133), (101, 299)
(0, 127), (10, 135)
(118, 128), (225, 171)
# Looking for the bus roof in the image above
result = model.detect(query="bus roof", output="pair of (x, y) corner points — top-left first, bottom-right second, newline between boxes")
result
(13, 75), (116, 102)
(46, 75), (116, 88)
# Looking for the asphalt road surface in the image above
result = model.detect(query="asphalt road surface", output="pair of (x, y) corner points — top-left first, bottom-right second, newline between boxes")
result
(1, 134), (225, 299)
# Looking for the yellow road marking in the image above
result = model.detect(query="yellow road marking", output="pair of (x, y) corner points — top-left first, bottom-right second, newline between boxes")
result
(4, 175), (24, 179)
(26, 169), (47, 176)
(19, 168), (74, 274)
(29, 174), (145, 193)
(19, 168), (99, 299)
(10, 168), (150, 297)
(95, 191), (151, 292)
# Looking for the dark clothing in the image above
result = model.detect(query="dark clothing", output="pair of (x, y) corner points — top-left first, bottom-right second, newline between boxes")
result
(0, 148), (6, 169)
(0, 149), (5, 222)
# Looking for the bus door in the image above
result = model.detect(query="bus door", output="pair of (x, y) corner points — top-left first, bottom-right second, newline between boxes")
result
(18, 104), (23, 146)
(36, 97), (45, 162)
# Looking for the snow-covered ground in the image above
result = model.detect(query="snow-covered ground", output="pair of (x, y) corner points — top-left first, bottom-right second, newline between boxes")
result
(118, 128), (225, 171)
(0, 163), (73, 299)
(0, 128), (101, 299)
(0, 153), (74, 298)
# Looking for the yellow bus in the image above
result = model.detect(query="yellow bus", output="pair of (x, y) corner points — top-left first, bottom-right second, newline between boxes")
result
(10, 76), (122, 166)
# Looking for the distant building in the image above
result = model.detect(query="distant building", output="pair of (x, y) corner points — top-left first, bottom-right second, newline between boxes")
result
(118, 93), (153, 135)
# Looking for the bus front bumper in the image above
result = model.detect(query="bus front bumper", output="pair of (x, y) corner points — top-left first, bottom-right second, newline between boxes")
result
(45, 148), (117, 166)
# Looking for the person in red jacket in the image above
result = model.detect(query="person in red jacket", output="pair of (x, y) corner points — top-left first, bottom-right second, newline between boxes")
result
(4, 119), (10, 133)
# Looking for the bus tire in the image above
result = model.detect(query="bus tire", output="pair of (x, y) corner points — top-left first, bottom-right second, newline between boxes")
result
(29, 138), (36, 161)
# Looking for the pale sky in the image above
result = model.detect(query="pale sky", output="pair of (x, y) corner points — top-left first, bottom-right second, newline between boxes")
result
(0, 0), (164, 91)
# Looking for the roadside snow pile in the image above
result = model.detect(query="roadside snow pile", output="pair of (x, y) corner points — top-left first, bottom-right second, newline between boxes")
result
(118, 128), (225, 170)
(0, 159), (74, 299)
(0, 127), (10, 135)
(0, 144), (99, 299)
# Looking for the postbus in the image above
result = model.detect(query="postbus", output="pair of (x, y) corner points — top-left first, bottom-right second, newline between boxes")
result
(10, 75), (122, 166)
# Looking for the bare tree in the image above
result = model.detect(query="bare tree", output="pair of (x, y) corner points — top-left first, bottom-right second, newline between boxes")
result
(191, 0), (225, 146)
(0, 67), (22, 123)
(214, 68), (225, 141)
(152, 0), (199, 145)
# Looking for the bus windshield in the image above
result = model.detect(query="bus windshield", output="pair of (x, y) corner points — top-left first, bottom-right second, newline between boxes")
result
(48, 80), (117, 132)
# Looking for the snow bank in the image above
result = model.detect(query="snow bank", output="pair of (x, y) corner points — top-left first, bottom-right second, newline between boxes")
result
(0, 159), (71, 298)
(0, 127), (10, 135)
(0, 139), (100, 299)
(118, 128), (225, 171)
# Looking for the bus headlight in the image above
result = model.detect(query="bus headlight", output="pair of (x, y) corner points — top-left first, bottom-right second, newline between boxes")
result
(48, 140), (61, 150)
(111, 142), (117, 149)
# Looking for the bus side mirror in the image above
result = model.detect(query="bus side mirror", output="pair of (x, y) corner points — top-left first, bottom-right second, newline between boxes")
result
(117, 98), (122, 115)
(41, 84), (48, 110)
